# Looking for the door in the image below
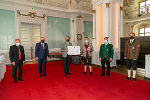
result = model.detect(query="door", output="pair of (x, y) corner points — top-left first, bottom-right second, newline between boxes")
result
(21, 23), (41, 60)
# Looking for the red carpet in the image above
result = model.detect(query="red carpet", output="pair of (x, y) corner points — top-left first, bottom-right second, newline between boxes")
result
(0, 61), (150, 100)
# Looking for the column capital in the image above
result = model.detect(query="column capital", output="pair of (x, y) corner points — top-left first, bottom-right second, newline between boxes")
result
(106, 3), (110, 8)
(120, 6), (124, 11)
(92, 10), (96, 14)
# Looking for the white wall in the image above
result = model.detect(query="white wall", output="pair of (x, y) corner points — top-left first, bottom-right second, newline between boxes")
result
(0, 0), (93, 63)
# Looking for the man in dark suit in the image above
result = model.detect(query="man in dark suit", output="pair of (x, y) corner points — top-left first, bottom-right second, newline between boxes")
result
(35, 37), (49, 78)
(9, 39), (25, 83)
(99, 37), (114, 77)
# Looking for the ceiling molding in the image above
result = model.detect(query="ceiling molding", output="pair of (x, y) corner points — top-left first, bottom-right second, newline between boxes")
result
(2, 0), (92, 14)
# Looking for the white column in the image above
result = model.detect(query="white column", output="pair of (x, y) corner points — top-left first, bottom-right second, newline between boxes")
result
(43, 16), (48, 43)
(103, 0), (110, 38)
(91, 0), (103, 65)
(92, 9), (100, 65)
(70, 14), (77, 45)
(120, 0), (124, 38)
(15, 10), (21, 39)
(76, 17), (84, 47)
(92, 0), (122, 66)
(93, 12), (96, 39)
(70, 15), (84, 46)
(109, 0), (120, 66)
(117, 0), (124, 60)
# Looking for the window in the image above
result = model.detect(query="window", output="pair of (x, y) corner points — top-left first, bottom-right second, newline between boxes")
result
(139, 27), (150, 36)
(140, 0), (150, 14)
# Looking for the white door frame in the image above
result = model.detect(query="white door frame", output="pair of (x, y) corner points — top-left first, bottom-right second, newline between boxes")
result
(16, 15), (48, 43)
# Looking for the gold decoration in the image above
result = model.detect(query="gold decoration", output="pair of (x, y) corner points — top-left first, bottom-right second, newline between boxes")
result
(92, 10), (96, 14)
(77, 15), (82, 18)
(72, 20), (75, 23)
(120, 7), (124, 11)
(70, 0), (71, 7)
(106, 3), (110, 8)
(131, 26), (133, 32)
(17, 10), (46, 19)
(29, 12), (36, 18)
(123, 0), (129, 7)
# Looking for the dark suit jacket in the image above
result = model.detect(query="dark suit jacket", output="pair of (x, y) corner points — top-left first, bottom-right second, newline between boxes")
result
(99, 43), (114, 60)
(35, 42), (49, 59)
(9, 45), (25, 63)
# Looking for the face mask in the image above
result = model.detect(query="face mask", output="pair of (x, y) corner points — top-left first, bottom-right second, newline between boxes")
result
(66, 39), (70, 42)
(104, 40), (108, 44)
(41, 40), (45, 43)
(16, 43), (20, 46)
(85, 40), (88, 43)
(130, 36), (134, 39)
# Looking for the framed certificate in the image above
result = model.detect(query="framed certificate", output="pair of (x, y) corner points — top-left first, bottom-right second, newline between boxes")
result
(68, 46), (80, 55)
(77, 34), (82, 40)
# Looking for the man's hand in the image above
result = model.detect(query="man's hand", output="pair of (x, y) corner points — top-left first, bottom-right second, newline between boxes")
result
(65, 50), (68, 52)
(87, 47), (90, 51)
(23, 61), (25, 64)
(109, 58), (112, 62)
(36, 57), (38, 61)
(12, 62), (15, 66)
(47, 56), (49, 60)
(124, 57), (127, 59)
(133, 59), (136, 60)
(99, 58), (101, 61)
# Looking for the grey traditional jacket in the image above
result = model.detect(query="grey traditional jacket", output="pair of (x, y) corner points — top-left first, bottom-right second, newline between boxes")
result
(82, 43), (94, 57)
(62, 42), (72, 58)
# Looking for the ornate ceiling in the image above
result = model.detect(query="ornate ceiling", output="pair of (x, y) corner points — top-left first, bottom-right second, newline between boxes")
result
(26, 0), (93, 12)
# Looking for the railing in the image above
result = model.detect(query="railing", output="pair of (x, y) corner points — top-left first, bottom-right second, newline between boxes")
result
(123, 7), (150, 19)
(26, 0), (69, 9)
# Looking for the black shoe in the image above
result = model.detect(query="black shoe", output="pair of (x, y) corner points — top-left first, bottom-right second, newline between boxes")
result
(90, 72), (93, 75)
(67, 73), (72, 75)
(64, 74), (67, 77)
(83, 72), (86, 74)
(100, 74), (105, 76)
(107, 75), (110, 77)
(43, 74), (48, 76)
(39, 75), (42, 78)
(14, 80), (17, 83)
(132, 78), (136, 82)
(125, 77), (131, 80)
(18, 78), (24, 81)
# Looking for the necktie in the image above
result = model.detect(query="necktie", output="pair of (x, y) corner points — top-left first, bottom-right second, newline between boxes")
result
(104, 44), (106, 59)
(42, 43), (44, 49)
(18, 47), (21, 60)
(130, 40), (132, 44)
(86, 45), (88, 56)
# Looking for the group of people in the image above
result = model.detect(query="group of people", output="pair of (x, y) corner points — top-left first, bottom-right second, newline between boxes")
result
(9, 32), (140, 83)
(9, 37), (49, 83)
